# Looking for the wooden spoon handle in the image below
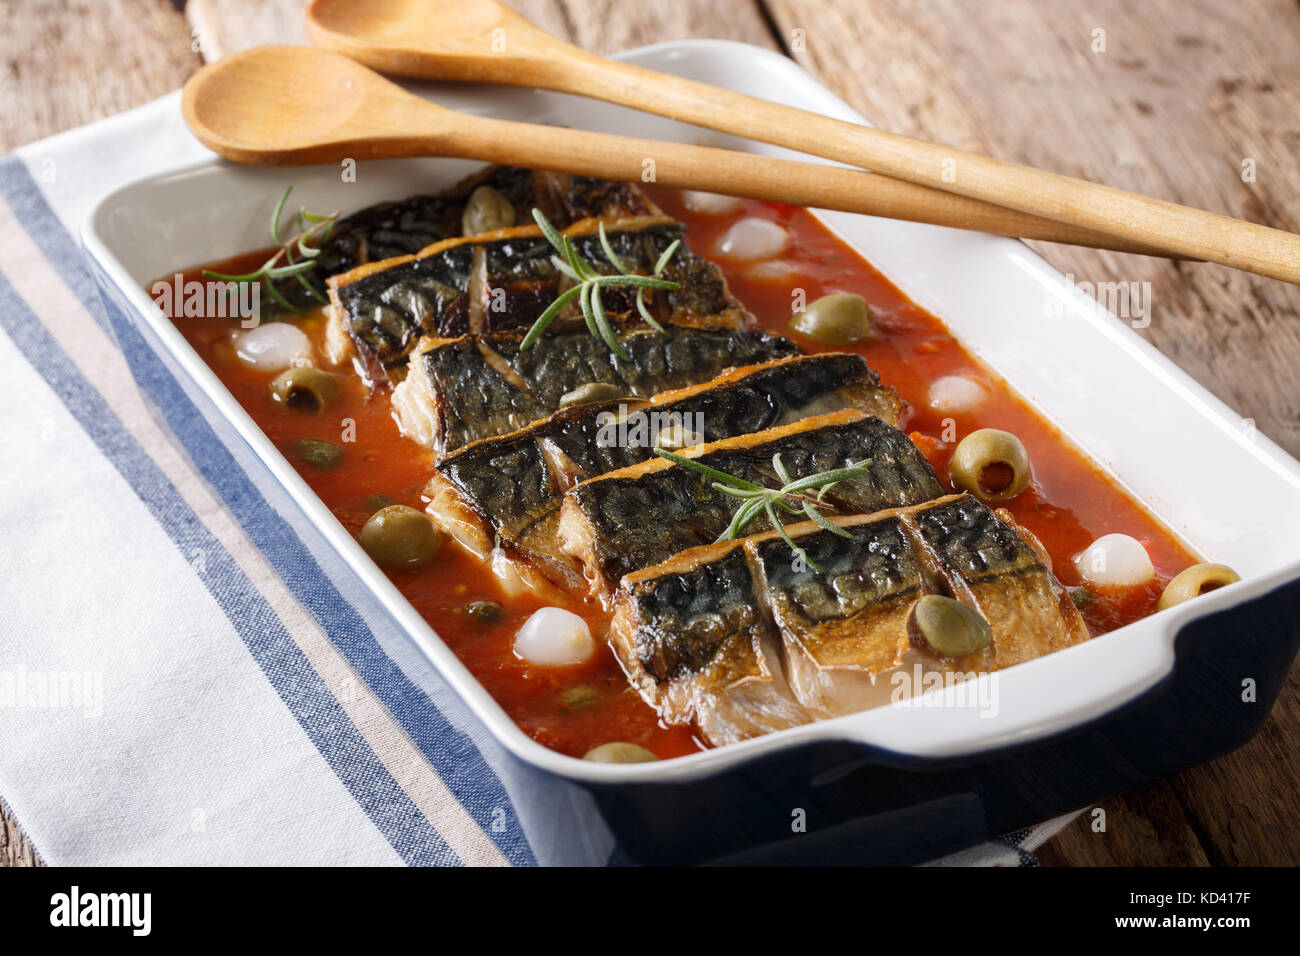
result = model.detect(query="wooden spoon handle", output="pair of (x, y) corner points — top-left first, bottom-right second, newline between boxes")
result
(441, 113), (1166, 256)
(542, 51), (1300, 282)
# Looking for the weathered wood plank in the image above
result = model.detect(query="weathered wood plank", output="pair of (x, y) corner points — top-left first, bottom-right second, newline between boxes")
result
(0, 0), (201, 152)
(763, 0), (1300, 866)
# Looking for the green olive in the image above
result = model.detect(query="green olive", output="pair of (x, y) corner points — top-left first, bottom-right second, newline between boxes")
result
(949, 428), (1031, 502)
(293, 438), (342, 469)
(358, 505), (442, 567)
(1157, 562), (1240, 611)
(909, 594), (994, 658)
(789, 292), (873, 344)
(460, 185), (515, 235)
(582, 742), (659, 764)
(270, 366), (340, 412)
(559, 382), (625, 409)
(464, 600), (504, 624)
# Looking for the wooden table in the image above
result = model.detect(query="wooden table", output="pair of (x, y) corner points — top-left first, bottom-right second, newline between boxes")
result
(4, 0), (1298, 867)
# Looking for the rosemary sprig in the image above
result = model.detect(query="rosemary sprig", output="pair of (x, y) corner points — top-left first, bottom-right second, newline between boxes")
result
(520, 209), (682, 361)
(203, 186), (340, 313)
(652, 448), (873, 572)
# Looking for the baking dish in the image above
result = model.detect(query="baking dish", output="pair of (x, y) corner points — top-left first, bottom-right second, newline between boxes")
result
(82, 39), (1300, 864)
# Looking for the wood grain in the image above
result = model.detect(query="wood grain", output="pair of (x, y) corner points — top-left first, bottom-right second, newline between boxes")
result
(3, 0), (1298, 867)
(0, 0), (201, 152)
(763, 0), (1300, 865)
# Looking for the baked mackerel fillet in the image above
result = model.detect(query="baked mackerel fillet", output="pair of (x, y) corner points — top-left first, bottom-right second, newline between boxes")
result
(558, 407), (944, 603)
(424, 353), (902, 592)
(392, 325), (801, 455)
(326, 215), (748, 386)
(610, 540), (812, 747)
(610, 495), (1090, 743)
(294, 166), (660, 306)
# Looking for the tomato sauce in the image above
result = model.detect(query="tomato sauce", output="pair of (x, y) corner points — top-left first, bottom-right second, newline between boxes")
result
(171, 190), (1198, 760)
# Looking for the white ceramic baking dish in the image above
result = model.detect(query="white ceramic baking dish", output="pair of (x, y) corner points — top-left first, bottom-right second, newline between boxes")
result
(82, 39), (1300, 863)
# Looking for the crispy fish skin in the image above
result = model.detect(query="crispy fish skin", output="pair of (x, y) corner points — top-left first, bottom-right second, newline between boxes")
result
(424, 352), (902, 591)
(610, 541), (811, 746)
(903, 495), (1090, 670)
(305, 167), (659, 298)
(611, 494), (1092, 738)
(747, 508), (929, 718)
(558, 408), (943, 601)
(392, 326), (801, 454)
(327, 216), (747, 383)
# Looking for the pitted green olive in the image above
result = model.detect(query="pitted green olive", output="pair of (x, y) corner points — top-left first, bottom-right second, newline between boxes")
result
(582, 742), (659, 763)
(358, 505), (442, 567)
(789, 292), (873, 344)
(293, 438), (342, 469)
(270, 365), (340, 412)
(559, 382), (624, 408)
(909, 594), (993, 658)
(949, 428), (1031, 502)
(1157, 563), (1240, 611)
(461, 185), (515, 236)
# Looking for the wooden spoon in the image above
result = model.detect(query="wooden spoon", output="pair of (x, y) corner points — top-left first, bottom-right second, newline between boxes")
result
(183, 46), (1170, 255)
(304, 0), (1300, 284)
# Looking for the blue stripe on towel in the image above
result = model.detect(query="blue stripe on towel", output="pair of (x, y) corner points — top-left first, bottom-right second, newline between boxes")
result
(0, 269), (459, 867)
(0, 157), (537, 866)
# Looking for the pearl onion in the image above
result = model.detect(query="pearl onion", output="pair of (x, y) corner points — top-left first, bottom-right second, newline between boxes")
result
(1073, 534), (1155, 588)
(928, 375), (987, 413)
(715, 218), (790, 261)
(234, 323), (312, 371)
(682, 190), (745, 215)
(513, 608), (594, 666)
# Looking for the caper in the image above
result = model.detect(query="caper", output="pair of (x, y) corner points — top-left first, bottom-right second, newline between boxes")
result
(365, 492), (394, 513)
(1157, 562), (1240, 611)
(582, 742), (659, 763)
(949, 428), (1031, 502)
(269, 365), (340, 412)
(293, 438), (342, 469)
(559, 382), (624, 409)
(1068, 585), (1093, 608)
(460, 185), (515, 236)
(358, 504), (442, 567)
(909, 594), (994, 658)
(789, 292), (873, 344)
(558, 685), (600, 711)
(465, 600), (504, 624)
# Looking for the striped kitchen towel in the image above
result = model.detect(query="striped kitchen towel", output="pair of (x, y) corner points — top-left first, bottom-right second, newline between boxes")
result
(0, 90), (1075, 867)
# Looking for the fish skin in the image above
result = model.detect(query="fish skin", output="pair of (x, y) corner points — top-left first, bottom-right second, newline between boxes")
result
(428, 352), (901, 586)
(610, 542), (811, 745)
(328, 217), (747, 383)
(611, 494), (1091, 737)
(302, 167), (659, 298)
(560, 408), (944, 599)
(400, 325), (801, 454)
(903, 494), (1090, 669)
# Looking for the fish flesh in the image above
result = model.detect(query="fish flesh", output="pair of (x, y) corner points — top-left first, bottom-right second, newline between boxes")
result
(392, 325), (801, 455)
(558, 407), (944, 603)
(905, 494), (1090, 670)
(425, 352), (902, 592)
(293, 166), (661, 307)
(610, 540), (811, 747)
(327, 215), (748, 385)
(609, 495), (1090, 742)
